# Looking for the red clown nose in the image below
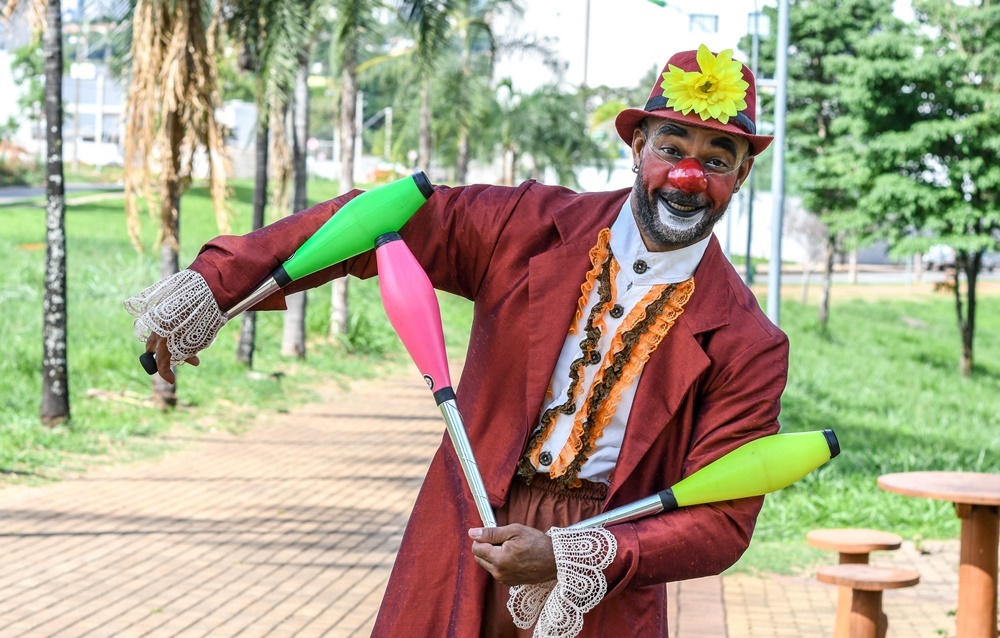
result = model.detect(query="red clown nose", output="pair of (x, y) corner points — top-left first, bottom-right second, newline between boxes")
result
(668, 158), (708, 193)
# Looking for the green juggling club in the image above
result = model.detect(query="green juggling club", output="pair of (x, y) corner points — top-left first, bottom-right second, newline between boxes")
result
(224, 171), (434, 319)
(139, 172), (434, 374)
(568, 429), (840, 529)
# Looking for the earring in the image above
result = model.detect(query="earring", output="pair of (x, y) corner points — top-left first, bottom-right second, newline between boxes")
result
(733, 186), (741, 193)
(632, 165), (639, 174)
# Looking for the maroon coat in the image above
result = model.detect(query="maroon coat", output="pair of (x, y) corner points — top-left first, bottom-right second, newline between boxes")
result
(189, 181), (789, 636)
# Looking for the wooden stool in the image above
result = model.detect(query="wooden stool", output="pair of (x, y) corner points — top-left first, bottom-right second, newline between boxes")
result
(817, 564), (920, 638)
(807, 529), (903, 637)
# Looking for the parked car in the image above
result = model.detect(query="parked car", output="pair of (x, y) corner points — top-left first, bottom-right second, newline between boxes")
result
(922, 245), (955, 271)
(922, 245), (998, 272)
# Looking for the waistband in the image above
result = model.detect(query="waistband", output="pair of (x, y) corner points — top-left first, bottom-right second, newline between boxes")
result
(520, 472), (609, 502)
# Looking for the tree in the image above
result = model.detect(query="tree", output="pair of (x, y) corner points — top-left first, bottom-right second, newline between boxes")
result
(11, 42), (45, 145)
(488, 82), (611, 188)
(40, 0), (70, 424)
(123, 0), (230, 406)
(281, 60), (310, 358)
(842, 0), (1000, 376)
(327, 0), (382, 336)
(744, 0), (899, 330)
(397, 0), (457, 172)
(221, 0), (313, 366)
(3, 0), (71, 424)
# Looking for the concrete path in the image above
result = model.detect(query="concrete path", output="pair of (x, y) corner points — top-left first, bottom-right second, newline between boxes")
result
(0, 373), (967, 637)
(0, 183), (123, 206)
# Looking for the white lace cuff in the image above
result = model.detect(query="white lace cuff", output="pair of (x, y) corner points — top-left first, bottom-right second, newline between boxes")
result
(123, 269), (228, 365)
(507, 526), (617, 638)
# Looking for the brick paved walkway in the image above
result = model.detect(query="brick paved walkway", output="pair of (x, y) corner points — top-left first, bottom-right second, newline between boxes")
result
(0, 373), (970, 637)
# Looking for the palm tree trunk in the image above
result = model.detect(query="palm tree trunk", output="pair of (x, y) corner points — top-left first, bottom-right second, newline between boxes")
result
(41, 0), (70, 425)
(418, 78), (431, 172)
(282, 60), (309, 358)
(331, 58), (356, 338)
(237, 121), (270, 367)
(340, 62), (357, 192)
(456, 127), (470, 184)
(151, 109), (185, 408)
(455, 36), (473, 184)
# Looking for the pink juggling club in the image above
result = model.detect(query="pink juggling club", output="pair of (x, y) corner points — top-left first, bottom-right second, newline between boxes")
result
(374, 232), (497, 528)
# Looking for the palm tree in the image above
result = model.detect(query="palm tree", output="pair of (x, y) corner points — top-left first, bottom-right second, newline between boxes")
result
(382, 0), (526, 180)
(491, 82), (610, 188)
(281, 59), (310, 358)
(398, 0), (458, 172)
(123, 0), (230, 406)
(3, 0), (71, 424)
(224, 0), (312, 366)
(327, 0), (382, 336)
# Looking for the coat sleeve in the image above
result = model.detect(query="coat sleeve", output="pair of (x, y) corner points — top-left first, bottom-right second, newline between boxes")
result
(186, 182), (531, 312)
(602, 328), (789, 593)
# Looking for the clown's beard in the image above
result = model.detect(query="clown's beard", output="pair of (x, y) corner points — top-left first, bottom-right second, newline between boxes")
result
(631, 173), (730, 250)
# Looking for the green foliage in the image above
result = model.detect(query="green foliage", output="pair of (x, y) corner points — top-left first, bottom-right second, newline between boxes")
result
(842, 2), (1000, 260)
(11, 42), (45, 124)
(225, 0), (316, 121)
(743, 0), (899, 229)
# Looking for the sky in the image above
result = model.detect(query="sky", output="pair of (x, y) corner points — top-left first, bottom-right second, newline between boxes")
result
(492, 0), (915, 95)
(493, 0), (778, 94)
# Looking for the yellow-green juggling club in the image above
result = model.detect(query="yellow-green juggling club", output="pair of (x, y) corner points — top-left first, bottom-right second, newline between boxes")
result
(139, 172), (434, 375)
(567, 429), (840, 529)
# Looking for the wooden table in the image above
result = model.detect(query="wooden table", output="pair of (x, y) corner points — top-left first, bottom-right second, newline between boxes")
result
(878, 472), (1000, 638)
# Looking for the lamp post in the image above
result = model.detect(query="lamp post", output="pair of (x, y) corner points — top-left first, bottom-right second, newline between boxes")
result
(745, 2), (761, 286)
(583, 0), (591, 87)
(766, 0), (789, 326)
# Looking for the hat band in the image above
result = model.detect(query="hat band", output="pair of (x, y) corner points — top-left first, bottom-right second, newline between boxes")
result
(643, 95), (757, 136)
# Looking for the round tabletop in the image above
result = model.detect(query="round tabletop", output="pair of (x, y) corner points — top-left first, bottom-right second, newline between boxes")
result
(878, 471), (1000, 506)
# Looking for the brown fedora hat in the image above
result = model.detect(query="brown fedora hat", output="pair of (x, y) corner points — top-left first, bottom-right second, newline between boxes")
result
(615, 46), (773, 156)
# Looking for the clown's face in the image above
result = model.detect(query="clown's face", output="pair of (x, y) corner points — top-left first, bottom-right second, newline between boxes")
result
(630, 117), (753, 251)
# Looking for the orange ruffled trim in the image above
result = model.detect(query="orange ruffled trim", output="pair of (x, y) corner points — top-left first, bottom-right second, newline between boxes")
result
(569, 228), (613, 336)
(548, 278), (696, 484)
(529, 229), (616, 469)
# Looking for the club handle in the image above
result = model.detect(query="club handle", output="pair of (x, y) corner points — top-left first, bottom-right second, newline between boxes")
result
(439, 396), (497, 528)
(567, 430), (839, 530)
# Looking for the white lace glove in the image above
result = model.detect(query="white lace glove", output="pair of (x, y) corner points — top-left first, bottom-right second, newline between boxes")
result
(124, 269), (228, 366)
(507, 526), (617, 638)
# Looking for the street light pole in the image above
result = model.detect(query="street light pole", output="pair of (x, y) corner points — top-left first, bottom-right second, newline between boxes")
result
(745, 1), (760, 286)
(767, 0), (790, 325)
(583, 0), (591, 87)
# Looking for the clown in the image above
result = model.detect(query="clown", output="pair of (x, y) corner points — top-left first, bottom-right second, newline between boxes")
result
(127, 46), (786, 638)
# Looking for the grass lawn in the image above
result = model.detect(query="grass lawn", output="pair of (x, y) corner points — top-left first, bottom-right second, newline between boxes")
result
(2, 178), (998, 575)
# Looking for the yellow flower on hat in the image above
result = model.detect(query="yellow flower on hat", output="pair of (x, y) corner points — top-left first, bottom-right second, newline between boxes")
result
(661, 45), (749, 124)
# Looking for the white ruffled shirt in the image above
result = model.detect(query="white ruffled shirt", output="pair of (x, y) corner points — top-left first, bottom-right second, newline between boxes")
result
(533, 199), (709, 485)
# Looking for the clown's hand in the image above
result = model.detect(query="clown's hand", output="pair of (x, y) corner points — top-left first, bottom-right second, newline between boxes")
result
(504, 526), (618, 638)
(469, 524), (557, 585)
(124, 269), (227, 381)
